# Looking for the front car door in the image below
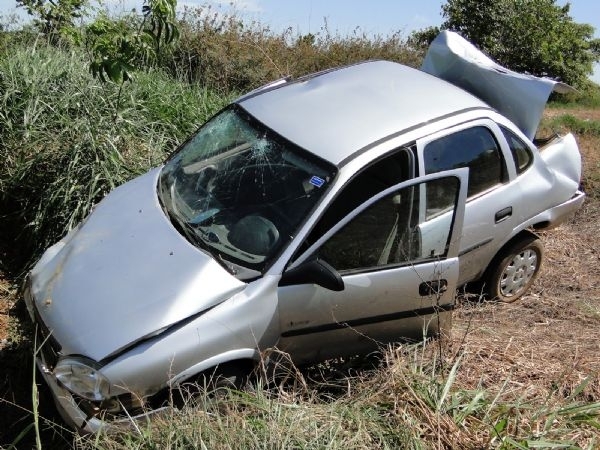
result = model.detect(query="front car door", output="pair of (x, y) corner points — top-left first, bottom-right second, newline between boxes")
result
(276, 169), (468, 365)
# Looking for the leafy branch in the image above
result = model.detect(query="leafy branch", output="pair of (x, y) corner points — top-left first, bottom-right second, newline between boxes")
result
(17, 0), (87, 44)
(87, 0), (179, 116)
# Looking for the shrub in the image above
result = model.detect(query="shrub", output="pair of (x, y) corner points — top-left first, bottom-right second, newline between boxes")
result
(167, 6), (422, 93)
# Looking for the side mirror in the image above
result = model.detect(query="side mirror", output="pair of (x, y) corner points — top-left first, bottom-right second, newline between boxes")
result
(280, 259), (344, 292)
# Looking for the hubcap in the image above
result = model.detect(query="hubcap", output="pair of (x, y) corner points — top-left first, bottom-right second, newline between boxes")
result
(499, 249), (538, 297)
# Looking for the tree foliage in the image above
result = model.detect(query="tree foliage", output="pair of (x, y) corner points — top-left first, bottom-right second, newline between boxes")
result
(17, 0), (87, 43)
(412, 0), (600, 87)
(87, 0), (179, 85)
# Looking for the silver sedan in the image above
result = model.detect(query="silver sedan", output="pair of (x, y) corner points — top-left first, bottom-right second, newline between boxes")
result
(24, 32), (584, 432)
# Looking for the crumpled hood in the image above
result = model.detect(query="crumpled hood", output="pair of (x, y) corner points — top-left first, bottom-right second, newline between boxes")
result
(29, 168), (245, 362)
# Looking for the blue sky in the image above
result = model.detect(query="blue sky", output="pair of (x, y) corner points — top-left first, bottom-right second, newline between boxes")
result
(1, 0), (599, 81)
(198, 0), (447, 36)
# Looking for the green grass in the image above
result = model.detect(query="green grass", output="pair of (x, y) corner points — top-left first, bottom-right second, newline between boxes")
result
(549, 81), (600, 109)
(1, 14), (599, 450)
(544, 114), (600, 137)
(73, 345), (600, 449)
(0, 42), (230, 271)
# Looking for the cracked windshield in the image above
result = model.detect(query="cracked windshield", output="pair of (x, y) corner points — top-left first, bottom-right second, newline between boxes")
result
(159, 107), (337, 274)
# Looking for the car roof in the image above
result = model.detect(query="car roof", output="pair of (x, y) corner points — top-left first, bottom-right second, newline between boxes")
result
(237, 60), (490, 166)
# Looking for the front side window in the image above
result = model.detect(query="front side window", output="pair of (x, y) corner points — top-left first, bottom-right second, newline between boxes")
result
(316, 177), (459, 273)
(424, 126), (505, 197)
(304, 148), (414, 249)
(158, 106), (337, 274)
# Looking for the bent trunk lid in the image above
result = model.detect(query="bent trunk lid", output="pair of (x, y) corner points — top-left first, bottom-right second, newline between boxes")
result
(422, 31), (576, 140)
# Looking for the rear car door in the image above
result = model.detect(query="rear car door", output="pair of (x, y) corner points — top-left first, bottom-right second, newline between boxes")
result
(417, 120), (519, 285)
(276, 169), (468, 364)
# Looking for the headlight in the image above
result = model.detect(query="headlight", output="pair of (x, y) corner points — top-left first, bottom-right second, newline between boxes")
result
(54, 356), (110, 402)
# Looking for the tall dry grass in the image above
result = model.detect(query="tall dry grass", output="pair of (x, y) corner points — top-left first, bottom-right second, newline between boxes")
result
(1, 11), (599, 450)
(0, 8), (424, 271)
(76, 339), (600, 449)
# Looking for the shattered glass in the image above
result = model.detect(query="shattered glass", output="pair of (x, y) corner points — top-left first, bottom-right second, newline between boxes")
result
(158, 106), (337, 275)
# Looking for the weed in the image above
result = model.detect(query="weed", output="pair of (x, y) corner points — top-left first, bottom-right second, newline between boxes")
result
(168, 6), (422, 93)
(550, 81), (600, 109)
(545, 114), (600, 137)
(1, 9), (599, 450)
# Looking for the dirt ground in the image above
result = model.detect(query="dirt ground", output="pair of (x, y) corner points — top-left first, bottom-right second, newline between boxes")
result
(0, 280), (11, 345)
(452, 200), (600, 396)
(1, 109), (599, 447)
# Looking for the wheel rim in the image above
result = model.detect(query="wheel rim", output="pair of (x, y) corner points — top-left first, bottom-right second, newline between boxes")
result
(499, 248), (538, 298)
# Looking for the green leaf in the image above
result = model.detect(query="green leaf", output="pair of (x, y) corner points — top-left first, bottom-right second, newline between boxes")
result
(106, 60), (123, 84)
(493, 418), (508, 435)
(438, 0), (598, 86)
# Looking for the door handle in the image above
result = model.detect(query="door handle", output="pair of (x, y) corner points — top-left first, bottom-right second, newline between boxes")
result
(419, 279), (448, 296)
(495, 206), (512, 223)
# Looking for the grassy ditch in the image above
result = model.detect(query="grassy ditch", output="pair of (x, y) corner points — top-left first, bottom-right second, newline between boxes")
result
(2, 108), (599, 450)
(74, 340), (600, 449)
(0, 23), (599, 449)
(545, 114), (600, 138)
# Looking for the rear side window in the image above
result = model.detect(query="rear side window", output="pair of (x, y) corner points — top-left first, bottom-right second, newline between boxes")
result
(500, 126), (533, 174)
(424, 126), (506, 197)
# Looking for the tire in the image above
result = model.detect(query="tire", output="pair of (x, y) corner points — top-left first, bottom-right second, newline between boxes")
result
(485, 235), (544, 303)
(202, 361), (253, 393)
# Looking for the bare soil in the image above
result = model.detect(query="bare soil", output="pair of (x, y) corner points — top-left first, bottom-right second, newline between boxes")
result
(1, 108), (599, 448)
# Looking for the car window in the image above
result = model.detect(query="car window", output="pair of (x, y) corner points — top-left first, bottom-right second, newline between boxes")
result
(424, 176), (458, 220)
(424, 126), (506, 198)
(304, 148), (414, 248)
(158, 106), (337, 274)
(316, 177), (459, 272)
(500, 125), (533, 174)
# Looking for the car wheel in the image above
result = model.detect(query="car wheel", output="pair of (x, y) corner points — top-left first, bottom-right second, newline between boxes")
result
(485, 235), (544, 303)
(178, 361), (253, 408)
(202, 361), (252, 393)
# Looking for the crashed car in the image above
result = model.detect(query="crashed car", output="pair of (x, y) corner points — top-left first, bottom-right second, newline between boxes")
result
(24, 31), (584, 432)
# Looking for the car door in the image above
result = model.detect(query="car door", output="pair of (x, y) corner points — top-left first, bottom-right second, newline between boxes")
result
(276, 169), (468, 365)
(416, 120), (518, 285)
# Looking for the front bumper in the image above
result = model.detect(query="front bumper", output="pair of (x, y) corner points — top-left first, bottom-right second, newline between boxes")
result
(35, 351), (170, 433)
(24, 280), (168, 434)
(35, 356), (106, 433)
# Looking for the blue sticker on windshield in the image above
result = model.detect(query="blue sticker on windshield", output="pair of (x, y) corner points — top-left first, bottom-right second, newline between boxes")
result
(309, 176), (325, 188)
